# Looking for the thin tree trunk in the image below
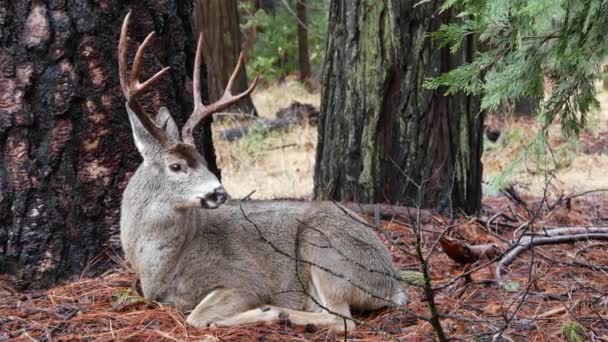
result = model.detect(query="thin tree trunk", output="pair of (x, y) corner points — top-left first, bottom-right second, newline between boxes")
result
(192, 0), (258, 116)
(255, 0), (276, 15)
(314, 1), (483, 215)
(0, 0), (216, 289)
(296, 0), (311, 82)
(512, 97), (540, 116)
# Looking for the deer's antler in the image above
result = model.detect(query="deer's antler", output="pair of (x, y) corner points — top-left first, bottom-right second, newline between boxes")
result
(181, 33), (259, 145)
(118, 11), (171, 145)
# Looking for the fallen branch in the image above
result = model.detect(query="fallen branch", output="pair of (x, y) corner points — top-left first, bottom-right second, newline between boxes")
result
(219, 101), (319, 141)
(342, 203), (434, 223)
(525, 226), (608, 237)
(574, 242), (608, 257)
(537, 306), (566, 319)
(439, 237), (503, 264)
(496, 233), (608, 281)
(537, 299), (581, 319)
(219, 118), (298, 141)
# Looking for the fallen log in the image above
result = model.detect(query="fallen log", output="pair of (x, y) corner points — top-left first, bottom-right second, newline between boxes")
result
(219, 101), (319, 141)
(219, 119), (297, 141)
(341, 203), (435, 224)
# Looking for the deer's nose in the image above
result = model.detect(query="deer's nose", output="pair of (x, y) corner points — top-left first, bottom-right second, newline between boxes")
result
(210, 187), (227, 204)
(201, 187), (228, 209)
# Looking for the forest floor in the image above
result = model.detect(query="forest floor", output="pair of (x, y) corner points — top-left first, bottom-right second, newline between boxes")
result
(215, 79), (608, 200)
(213, 78), (319, 199)
(2, 82), (608, 341)
(2, 192), (607, 341)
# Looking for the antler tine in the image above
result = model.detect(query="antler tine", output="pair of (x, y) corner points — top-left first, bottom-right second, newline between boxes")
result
(182, 37), (259, 145)
(192, 33), (204, 110)
(118, 11), (132, 98)
(118, 11), (171, 145)
(131, 32), (171, 95)
(223, 52), (245, 95)
(182, 32), (206, 145)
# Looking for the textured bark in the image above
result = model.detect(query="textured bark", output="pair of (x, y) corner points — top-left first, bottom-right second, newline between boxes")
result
(192, 0), (257, 116)
(0, 0), (217, 289)
(314, 1), (483, 215)
(296, 0), (311, 81)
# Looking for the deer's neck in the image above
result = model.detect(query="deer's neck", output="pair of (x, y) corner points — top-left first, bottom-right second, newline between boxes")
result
(121, 200), (196, 299)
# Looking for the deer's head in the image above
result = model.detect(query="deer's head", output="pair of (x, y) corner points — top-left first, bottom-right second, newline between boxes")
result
(118, 12), (258, 209)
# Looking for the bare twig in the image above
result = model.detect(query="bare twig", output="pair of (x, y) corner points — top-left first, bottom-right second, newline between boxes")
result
(496, 233), (608, 281)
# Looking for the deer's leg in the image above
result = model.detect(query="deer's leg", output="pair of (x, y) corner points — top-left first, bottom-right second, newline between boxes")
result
(186, 288), (259, 328)
(213, 272), (356, 334)
(212, 304), (355, 333)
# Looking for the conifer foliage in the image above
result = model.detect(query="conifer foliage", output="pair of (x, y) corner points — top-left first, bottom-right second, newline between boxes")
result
(425, 0), (608, 136)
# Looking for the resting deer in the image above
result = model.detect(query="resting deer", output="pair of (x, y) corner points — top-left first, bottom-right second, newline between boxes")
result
(118, 12), (406, 333)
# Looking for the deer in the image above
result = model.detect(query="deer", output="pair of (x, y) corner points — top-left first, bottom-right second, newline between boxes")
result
(117, 12), (406, 333)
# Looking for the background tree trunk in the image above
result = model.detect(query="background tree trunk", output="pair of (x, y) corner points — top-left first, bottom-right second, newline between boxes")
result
(512, 97), (541, 116)
(0, 0), (217, 289)
(255, 0), (276, 15)
(192, 0), (258, 116)
(314, 1), (483, 215)
(296, 0), (311, 82)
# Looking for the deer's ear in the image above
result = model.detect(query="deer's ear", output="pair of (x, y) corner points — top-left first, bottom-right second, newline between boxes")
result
(156, 107), (180, 141)
(125, 103), (162, 158)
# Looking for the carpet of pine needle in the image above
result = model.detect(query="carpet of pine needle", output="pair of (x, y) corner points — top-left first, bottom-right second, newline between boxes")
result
(2, 194), (608, 341)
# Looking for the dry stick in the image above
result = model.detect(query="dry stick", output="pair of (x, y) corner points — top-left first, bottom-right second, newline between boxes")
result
(387, 157), (452, 341)
(416, 220), (448, 342)
(548, 188), (608, 210)
(537, 251), (608, 273)
(573, 242), (608, 257)
(537, 299), (581, 319)
(558, 293), (600, 338)
(528, 226), (608, 237)
(489, 175), (557, 341)
(496, 233), (608, 281)
(499, 173), (555, 269)
(408, 180), (448, 341)
(241, 190), (256, 201)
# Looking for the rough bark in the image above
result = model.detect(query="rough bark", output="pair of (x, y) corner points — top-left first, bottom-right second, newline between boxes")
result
(192, 0), (258, 116)
(296, 0), (311, 81)
(0, 0), (217, 289)
(314, 1), (483, 215)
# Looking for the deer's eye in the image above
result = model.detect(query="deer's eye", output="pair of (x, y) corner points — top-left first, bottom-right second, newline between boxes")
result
(169, 163), (182, 172)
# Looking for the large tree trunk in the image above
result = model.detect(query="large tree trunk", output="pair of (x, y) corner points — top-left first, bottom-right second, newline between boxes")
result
(192, 0), (258, 116)
(314, 1), (483, 215)
(296, 0), (311, 82)
(0, 0), (217, 289)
